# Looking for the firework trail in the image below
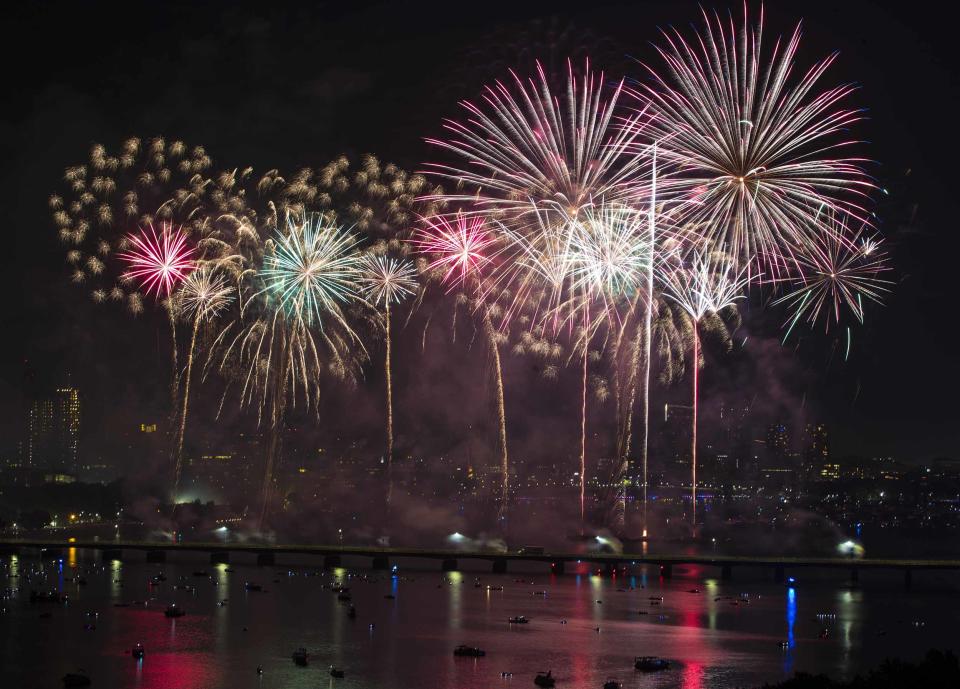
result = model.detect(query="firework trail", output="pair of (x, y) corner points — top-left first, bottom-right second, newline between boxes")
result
(631, 5), (874, 276)
(661, 253), (749, 534)
(564, 202), (652, 525)
(774, 215), (892, 342)
(414, 213), (511, 527)
(639, 144), (657, 536)
(171, 266), (235, 501)
(359, 254), (418, 511)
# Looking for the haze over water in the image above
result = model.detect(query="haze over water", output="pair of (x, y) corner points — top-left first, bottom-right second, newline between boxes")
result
(2, 550), (956, 689)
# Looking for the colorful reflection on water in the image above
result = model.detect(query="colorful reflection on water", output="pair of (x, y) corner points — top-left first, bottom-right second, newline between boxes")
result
(1, 552), (956, 689)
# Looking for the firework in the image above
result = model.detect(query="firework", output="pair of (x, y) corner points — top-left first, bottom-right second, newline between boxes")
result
(414, 212), (511, 527)
(359, 255), (418, 307)
(171, 267), (236, 500)
(662, 254), (749, 533)
(424, 59), (650, 223)
(260, 214), (363, 326)
(213, 213), (365, 527)
(119, 223), (195, 298)
(359, 254), (419, 512)
(413, 212), (497, 288)
(567, 202), (652, 309)
(632, 6), (874, 274)
(774, 216), (891, 341)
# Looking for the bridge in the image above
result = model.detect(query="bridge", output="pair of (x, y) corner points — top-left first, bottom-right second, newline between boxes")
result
(1, 538), (957, 587)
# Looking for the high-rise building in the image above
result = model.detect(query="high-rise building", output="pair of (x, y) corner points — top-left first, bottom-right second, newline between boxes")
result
(765, 423), (789, 463)
(804, 423), (830, 479)
(27, 387), (80, 476)
(662, 403), (693, 484)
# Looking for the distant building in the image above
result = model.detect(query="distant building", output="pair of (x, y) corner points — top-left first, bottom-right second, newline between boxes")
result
(804, 423), (830, 479)
(27, 387), (80, 475)
(819, 462), (841, 481)
(765, 423), (789, 462)
(662, 403), (693, 477)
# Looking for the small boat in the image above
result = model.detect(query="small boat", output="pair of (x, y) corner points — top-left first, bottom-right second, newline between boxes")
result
(245, 582), (263, 592)
(453, 645), (486, 657)
(132, 644), (145, 659)
(687, 588), (701, 594)
(62, 673), (91, 687)
(337, 592), (352, 602)
(534, 671), (556, 687)
(635, 656), (670, 672)
(778, 641), (790, 649)
(347, 605), (357, 619)
(487, 585), (504, 591)
(192, 570), (209, 577)
(164, 604), (185, 618)
(508, 615), (530, 624)
(292, 647), (309, 666)
(330, 666), (345, 678)
(384, 594), (396, 599)
(604, 680), (622, 689)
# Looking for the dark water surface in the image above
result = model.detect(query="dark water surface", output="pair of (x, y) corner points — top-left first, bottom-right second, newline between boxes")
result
(2, 550), (957, 689)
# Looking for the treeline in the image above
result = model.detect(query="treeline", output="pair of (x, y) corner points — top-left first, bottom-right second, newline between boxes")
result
(759, 650), (959, 689)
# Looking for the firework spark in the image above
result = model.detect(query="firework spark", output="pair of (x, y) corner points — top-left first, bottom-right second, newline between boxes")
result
(119, 223), (195, 298)
(414, 212), (498, 288)
(774, 216), (891, 340)
(260, 214), (363, 326)
(359, 254), (419, 307)
(179, 266), (235, 321)
(632, 6), (874, 273)
(424, 59), (650, 222)
(567, 202), (653, 306)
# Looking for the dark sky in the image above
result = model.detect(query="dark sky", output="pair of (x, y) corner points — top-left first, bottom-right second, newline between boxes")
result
(2, 0), (958, 464)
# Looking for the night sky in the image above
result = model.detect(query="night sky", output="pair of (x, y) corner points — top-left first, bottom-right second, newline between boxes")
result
(2, 0), (958, 465)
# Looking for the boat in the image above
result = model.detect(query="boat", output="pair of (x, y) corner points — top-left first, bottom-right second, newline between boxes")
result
(534, 671), (556, 687)
(635, 656), (670, 672)
(244, 582), (263, 592)
(453, 645), (486, 657)
(604, 680), (622, 689)
(292, 647), (309, 666)
(337, 592), (352, 602)
(62, 673), (91, 687)
(192, 570), (209, 577)
(330, 666), (345, 678)
(778, 641), (790, 649)
(164, 604), (185, 618)
(508, 615), (530, 624)
(132, 644), (145, 659)
(347, 605), (357, 619)
(487, 585), (504, 591)
(384, 594), (396, 599)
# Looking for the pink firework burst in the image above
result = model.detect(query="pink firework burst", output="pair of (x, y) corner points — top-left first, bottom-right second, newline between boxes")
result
(119, 223), (195, 298)
(413, 213), (498, 289)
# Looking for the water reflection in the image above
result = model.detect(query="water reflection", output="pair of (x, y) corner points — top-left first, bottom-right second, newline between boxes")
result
(447, 571), (462, 630)
(784, 586), (797, 674)
(2, 551), (954, 689)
